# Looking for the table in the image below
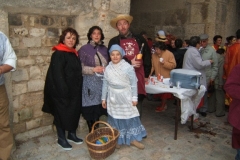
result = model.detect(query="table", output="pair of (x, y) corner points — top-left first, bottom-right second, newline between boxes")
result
(145, 77), (206, 140)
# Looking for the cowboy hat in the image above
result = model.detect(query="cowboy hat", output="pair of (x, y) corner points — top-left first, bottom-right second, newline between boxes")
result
(155, 30), (168, 42)
(110, 14), (133, 29)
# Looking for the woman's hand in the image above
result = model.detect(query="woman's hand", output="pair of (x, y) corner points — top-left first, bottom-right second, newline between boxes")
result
(102, 100), (107, 109)
(159, 58), (164, 64)
(132, 101), (138, 106)
(93, 66), (104, 73)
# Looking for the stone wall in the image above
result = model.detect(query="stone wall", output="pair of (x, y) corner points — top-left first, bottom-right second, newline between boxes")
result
(225, 0), (240, 37)
(75, 0), (131, 46)
(0, 0), (130, 141)
(130, 0), (240, 44)
(8, 13), (75, 137)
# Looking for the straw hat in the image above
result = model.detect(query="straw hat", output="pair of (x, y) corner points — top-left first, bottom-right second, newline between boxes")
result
(110, 14), (133, 29)
(155, 30), (168, 42)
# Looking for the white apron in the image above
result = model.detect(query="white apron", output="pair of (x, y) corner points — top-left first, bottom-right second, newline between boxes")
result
(105, 60), (139, 119)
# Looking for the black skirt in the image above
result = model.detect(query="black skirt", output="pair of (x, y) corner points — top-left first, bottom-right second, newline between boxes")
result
(81, 104), (107, 121)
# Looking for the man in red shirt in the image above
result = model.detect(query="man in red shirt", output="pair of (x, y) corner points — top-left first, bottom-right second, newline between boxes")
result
(224, 29), (240, 106)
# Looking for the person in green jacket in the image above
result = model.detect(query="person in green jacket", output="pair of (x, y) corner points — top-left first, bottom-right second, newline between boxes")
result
(199, 34), (218, 117)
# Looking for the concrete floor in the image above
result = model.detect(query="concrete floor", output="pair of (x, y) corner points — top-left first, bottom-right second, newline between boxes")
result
(12, 99), (236, 160)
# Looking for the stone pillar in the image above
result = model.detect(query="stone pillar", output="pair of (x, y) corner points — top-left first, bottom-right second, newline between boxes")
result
(185, 0), (218, 40)
(184, 0), (236, 41)
(225, 0), (240, 37)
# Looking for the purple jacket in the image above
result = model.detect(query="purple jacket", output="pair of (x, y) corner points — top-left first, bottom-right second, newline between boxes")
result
(78, 43), (109, 67)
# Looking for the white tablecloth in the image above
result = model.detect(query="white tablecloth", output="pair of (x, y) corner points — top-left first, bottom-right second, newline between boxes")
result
(145, 78), (206, 124)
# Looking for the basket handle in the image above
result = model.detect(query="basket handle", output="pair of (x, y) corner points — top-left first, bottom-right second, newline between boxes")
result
(91, 121), (115, 139)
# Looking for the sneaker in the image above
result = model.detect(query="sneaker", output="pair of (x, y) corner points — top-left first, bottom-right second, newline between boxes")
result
(130, 140), (145, 149)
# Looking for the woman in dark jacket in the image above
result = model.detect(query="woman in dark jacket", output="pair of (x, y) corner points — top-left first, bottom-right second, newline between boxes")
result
(172, 39), (187, 69)
(78, 26), (109, 132)
(42, 27), (83, 151)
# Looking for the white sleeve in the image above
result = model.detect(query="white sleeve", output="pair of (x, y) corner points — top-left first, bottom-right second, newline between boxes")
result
(3, 36), (17, 71)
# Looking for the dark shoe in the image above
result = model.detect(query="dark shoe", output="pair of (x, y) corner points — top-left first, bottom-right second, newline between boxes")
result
(173, 99), (177, 105)
(87, 120), (99, 133)
(94, 119), (99, 130)
(56, 126), (72, 150)
(200, 112), (207, 117)
(142, 135), (147, 139)
(58, 138), (72, 150)
(87, 120), (94, 133)
(208, 110), (216, 113)
(225, 105), (229, 112)
(216, 114), (225, 117)
(67, 131), (83, 145)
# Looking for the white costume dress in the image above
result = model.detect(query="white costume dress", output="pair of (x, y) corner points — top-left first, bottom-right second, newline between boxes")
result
(102, 59), (147, 145)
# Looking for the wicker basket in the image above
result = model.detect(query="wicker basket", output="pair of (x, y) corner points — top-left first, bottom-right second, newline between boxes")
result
(85, 121), (120, 160)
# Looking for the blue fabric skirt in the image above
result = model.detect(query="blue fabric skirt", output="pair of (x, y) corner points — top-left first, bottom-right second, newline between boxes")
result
(107, 115), (147, 145)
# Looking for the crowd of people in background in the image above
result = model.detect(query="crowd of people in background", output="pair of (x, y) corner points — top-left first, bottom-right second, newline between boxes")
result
(1, 13), (240, 160)
(141, 27), (240, 160)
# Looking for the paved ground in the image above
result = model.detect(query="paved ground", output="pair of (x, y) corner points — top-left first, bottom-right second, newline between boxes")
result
(12, 99), (236, 160)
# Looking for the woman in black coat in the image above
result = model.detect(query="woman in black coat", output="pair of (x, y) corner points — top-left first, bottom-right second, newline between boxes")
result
(172, 39), (187, 69)
(42, 27), (83, 150)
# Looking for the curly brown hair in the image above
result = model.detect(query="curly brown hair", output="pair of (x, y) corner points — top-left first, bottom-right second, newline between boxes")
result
(58, 27), (80, 49)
